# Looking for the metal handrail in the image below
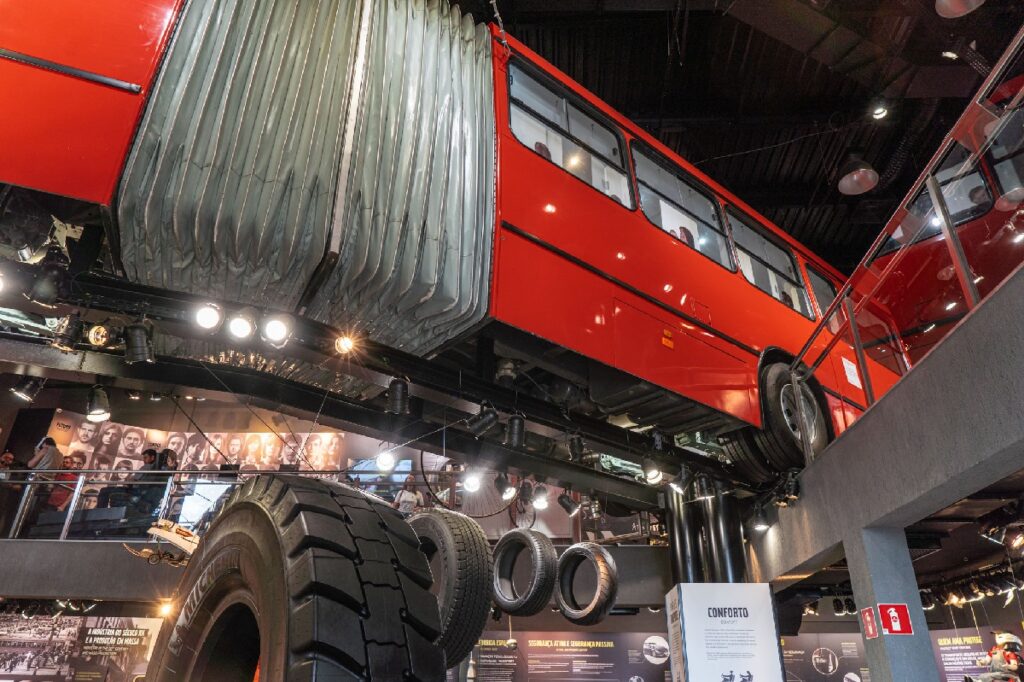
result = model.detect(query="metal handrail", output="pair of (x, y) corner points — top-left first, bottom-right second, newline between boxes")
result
(0, 468), (414, 542)
(787, 23), (1024, 465)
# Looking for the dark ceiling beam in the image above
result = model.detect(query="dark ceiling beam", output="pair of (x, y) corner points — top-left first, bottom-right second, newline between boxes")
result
(506, 0), (979, 98)
(0, 334), (661, 509)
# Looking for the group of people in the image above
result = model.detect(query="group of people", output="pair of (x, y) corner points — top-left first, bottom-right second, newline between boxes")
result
(0, 437), (188, 537)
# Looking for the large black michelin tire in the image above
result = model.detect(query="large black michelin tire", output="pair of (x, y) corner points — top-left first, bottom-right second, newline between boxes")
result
(147, 475), (446, 681)
(408, 509), (492, 669)
(556, 543), (618, 626)
(722, 363), (827, 482)
(492, 528), (557, 617)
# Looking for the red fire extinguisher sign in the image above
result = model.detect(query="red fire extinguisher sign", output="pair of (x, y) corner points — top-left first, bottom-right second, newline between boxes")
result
(878, 603), (913, 635)
(860, 607), (879, 640)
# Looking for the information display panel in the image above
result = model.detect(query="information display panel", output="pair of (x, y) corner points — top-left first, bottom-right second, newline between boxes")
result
(666, 582), (786, 682)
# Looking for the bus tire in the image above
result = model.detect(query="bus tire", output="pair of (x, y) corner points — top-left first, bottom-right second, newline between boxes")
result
(756, 362), (827, 470)
(719, 431), (776, 484)
(556, 542), (618, 626)
(492, 528), (557, 617)
(146, 475), (445, 681)
(408, 509), (493, 669)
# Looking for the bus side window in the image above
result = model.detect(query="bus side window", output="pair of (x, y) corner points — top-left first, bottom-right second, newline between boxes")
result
(508, 63), (632, 208)
(806, 266), (838, 317)
(728, 210), (814, 318)
(632, 145), (733, 268)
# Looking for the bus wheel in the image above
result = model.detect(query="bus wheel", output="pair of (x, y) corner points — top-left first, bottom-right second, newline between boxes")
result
(146, 475), (445, 681)
(754, 362), (827, 470)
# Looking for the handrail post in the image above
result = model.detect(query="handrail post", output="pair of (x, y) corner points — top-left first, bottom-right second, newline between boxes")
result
(8, 475), (36, 539)
(925, 173), (981, 308)
(58, 474), (86, 540)
(844, 296), (876, 406)
(791, 369), (816, 468)
(156, 475), (175, 521)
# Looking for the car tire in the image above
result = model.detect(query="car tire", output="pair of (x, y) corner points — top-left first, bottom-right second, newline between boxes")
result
(408, 508), (493, 669)
(556, 542), (618, 626)
(146, 475), (445, 681)
(492, 528), (557, 617)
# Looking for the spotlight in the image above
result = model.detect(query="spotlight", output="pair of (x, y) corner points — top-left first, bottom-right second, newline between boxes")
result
(802, 602), (819, 617)
(837, 152), (879, 195)
(506, 415), (526, 449)
(751, 505), (770, 532)
(86, 324), (114, 348)
(642, 457), (663, 485)
(466, 407), (500, 438)
(227, 308), (257, 340)
(568, 434), (584, 461)
(871, 104), (889, 120)
(558, 491), (581, 517)
(386, 379), (410, 415)
(518, 480), (534, 505)
(149, 393), (163, 402)
(495, 474), (516, 501)
(463, 471), (481, 493)
(1011, 532), (1024, 551)
(51, 313), (84, 352)
(194, 303), (223, 331)
(934, 0), (986, 19)
(16, 245), (34, 262)
(126, 389), (142, 401)
(832, 598), (845, 617)
(10, 376), (45, 402)
(260, 313), (293, 348)
(941, 50), (960, 60)
(158, 601), (174, 617)
(85, 386), (111, 423)
(124, 320), (155, 364)
(376, 449), (396, 472)
(533, 484), (549, 510)
(335, 335), (356, 354)
(844, 597), (856, 614)
(921, 591), (937, 611)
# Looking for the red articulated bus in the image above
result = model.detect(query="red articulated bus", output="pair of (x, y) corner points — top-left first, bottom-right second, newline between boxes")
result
(0, 0), (886, 484)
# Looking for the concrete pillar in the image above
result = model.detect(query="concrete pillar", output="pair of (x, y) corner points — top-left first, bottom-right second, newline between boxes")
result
(665, 485), (704, 583)
(844, 527), (939, 682)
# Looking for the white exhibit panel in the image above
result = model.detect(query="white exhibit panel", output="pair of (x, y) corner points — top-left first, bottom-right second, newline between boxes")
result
(666, 582), (786, 682)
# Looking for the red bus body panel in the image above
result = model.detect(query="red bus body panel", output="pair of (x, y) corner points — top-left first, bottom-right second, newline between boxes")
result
(489, 30), (875, 431)
(0, 0), (183, 203)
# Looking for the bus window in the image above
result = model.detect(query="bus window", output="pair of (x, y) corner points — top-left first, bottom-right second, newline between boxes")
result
(987, 108), (1024, 210)
(875, 143), (993, 256)
(806, 266), (838, 315)
(632, 145), (733, 268)
(728, 210), (813, 317)
(509, 63), (632, 207)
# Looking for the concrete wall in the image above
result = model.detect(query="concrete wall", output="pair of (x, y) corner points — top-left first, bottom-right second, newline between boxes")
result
(750, 264), (1024, 586)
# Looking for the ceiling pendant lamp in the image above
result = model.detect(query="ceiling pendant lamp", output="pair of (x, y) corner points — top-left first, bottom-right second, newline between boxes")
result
(837, 153), (879, 196)
(85, 386), (111, 423)
(935, 0), (985, 19)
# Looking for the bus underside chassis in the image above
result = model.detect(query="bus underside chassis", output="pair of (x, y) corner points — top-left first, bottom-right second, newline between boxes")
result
(454, 329), (823, 486)
(147, 475), (464, 681)
(719, 363), (827, 483)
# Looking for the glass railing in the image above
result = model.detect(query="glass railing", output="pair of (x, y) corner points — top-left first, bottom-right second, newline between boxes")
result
(0, 468), (440, 542)
(790, 24), (1024, 463)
